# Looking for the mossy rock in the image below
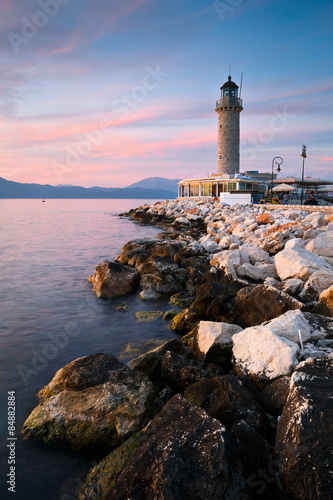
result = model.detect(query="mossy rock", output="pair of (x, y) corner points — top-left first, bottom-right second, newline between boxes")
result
(163, 309), (179, 320)
(135, 311), (164, 322)
(181, 325), (198, 349)
(169, 293), (196, 309)
(79, 429), (147, 500)
(170, 308), (199, 335)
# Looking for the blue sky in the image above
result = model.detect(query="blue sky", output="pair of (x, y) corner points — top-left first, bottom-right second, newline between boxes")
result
(1, 0), (332, 187)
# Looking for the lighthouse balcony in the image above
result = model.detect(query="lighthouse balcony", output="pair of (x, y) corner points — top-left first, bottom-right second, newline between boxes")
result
(216, 96), (243, 109)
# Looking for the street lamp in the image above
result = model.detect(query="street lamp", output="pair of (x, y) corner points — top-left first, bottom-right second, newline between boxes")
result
(271, 156), (283, 203)
(300, 145), (307, 205)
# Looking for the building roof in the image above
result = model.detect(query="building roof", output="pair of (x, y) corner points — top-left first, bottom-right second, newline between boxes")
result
(220, 75), (239, 90)
(273, 176), (332, 186)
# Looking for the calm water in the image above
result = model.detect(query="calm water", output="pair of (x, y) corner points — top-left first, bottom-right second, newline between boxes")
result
(0, 199), (177, 500)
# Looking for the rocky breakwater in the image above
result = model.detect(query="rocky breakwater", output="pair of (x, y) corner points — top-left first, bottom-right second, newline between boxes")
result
(22, 199), (333, 499)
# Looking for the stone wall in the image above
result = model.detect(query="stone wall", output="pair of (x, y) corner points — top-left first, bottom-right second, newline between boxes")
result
(217, 107), (242, 176)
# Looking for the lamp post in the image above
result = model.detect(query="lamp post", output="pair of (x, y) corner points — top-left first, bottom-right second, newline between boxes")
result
(300, 145), (307, 205)
(271, 156), (283, 203)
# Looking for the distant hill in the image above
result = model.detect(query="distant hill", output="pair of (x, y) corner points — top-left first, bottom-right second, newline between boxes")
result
(126, 177), (181, 192)
(0, 177), (178, 199)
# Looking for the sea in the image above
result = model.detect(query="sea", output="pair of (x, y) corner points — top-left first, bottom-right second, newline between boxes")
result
(0, 199), (177, 500)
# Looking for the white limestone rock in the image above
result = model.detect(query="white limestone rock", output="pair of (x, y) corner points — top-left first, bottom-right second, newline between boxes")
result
(175, 217), (191, 225)
(275, 246), (333, 281)
(240, 244), (272, 264)
(305, 231), (333, 258)
(210, 249), (249, 270)
(280, 278), (304, 297)
(236, 262), (278, 282)
(263, 310), (312, 345)
(195, 321), (243, 359)
(232, 326), (300, 382)
(284, 238), (305, 250)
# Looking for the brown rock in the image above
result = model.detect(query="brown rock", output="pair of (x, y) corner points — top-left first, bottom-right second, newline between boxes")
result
(88, 261), (139, 297)
(234, 285), (303, 326)
(314, 284), (333, 317)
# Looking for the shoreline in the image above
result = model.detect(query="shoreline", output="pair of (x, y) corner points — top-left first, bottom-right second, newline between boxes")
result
(21, 198), (333, 500)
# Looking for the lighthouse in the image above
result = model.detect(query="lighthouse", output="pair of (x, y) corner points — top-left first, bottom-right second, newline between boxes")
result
(216, 75), (243, 176)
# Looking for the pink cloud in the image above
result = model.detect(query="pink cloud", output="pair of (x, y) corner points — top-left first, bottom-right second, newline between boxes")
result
(320, 157), (333, 163)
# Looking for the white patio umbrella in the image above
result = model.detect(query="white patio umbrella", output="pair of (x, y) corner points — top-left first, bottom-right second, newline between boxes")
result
(272, 183), (296, 192)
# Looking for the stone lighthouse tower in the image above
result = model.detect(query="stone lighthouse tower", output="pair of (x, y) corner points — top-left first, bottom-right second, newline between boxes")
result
(216, 75), (243, 176)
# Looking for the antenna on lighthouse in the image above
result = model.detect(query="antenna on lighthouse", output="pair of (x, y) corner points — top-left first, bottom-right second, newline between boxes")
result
(239, 72), (243, 99)
(229, 62), (231, 76)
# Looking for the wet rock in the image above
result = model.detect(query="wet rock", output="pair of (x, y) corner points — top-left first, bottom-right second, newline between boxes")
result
(103, 395), (245, 500)
(79, 430), (146, 500)
(193, 320), (243, 362)
(128, 339), (191, 385)
(232, 326), (299, 384)
(275, 246), (333, 281)
(138, 289), (160, 300)
(275, 357), (333, 500)
(234, 285), (303, 326)
(134, 311), (164, 322)
(88, 261), (139, 298)
(22, 354), (155, 452)
(169, 291), (196, 308)
(162, 309), (178, 320)
(170, 307), (200, 334)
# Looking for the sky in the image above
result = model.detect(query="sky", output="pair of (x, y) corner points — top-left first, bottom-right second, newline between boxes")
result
(0, 0), (332, 188)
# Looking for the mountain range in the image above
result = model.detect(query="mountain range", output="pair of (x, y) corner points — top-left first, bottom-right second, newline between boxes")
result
(0, 176), (181, 199)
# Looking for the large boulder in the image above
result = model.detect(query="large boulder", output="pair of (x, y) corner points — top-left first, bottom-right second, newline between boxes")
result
(236, 262), (278, 282)
(305, 231), (333, 259)
(88, 261), (139, 297)
(263, 309), (312, 345)
(210, 249), (249, 271)
(239, 244), (272, 264)
(86, 395), (245, 500)
(234, 285), (303, 326)
(22, 354), (155, 452)
(275, 357), (333, 500)
(232, 326), (300, 384)
(275, 246), (333, 281)
(193, 320), (243, 362)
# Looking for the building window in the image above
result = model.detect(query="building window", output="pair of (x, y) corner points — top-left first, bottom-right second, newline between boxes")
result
(191, 183), (199, 196)
(202, 182), (212, 196)
(220, 124), (222, 129)
(219, 155), (222, 160)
